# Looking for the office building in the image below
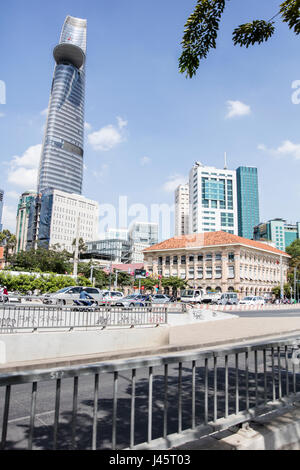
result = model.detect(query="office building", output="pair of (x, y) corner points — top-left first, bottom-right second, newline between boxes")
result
(129, 222), (159, 263)
(0, 189), (3, 232)
(188, 162), (238, 235)
(37, 16), (87, 195)
(175, 184), (189, 236)
(16, 191), (39, 253)
(84, 239), (131, 264)
(105, 228), (129, 241)
(254, 218), (300, 251)
(144, 231), (290, 297)
(236, 166), (260, 239)
(37, 189), (98, 253)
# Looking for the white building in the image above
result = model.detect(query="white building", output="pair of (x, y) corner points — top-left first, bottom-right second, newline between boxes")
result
(175, 184), (189, 236)
(189, 162), (238, 235)
(129, 222), (159, 263)
(105, 228), (129, 241)
(38, 189), (99, 253)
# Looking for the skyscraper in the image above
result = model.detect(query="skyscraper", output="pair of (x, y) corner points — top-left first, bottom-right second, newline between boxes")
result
(188, 162), (238, 235)
(16, 191), (39, 253)
(236, 166), (260, 239)
(175, 184), (189, 236)
(37, 16), (87, 195)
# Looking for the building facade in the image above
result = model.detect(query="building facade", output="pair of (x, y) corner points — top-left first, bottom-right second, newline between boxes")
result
(37, 16), (87, 195)
(84, 239), (131, 264)
(143, 231), (290, 297)
(105, 228), (129, 241)
(15, 191), (39, 253)
(37, 189), (98, 252)
(0, 189), (3, 232)
(175, 184), (189, 236)
(188, 162), (238, 236)
(236, 166), (260, 240)
(254, 218), (300, 251)
(129, 222), (159, 263)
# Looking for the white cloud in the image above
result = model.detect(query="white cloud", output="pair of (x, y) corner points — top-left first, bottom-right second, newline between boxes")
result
(163, 174), (187, 192)
(88, 119), (127, 151)
(2, 205), (17, 232)
(140, 156), (151, 166)
(7, 144), (41, 189)
(10, 144), (42, 169)
(225, 100), (251, 119)
(117, 116), (128, 129)
(258, 140), (300, 160)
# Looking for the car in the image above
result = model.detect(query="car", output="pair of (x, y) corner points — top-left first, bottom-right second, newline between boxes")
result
(239, 296), (265, 305)
(115, 294), (151, 308)
(43, 286), (103, 305)
(217, 292), (238, 305)
(151, 294), (171, 304)
(7, 291), (21, 303)
(98, 291), (124, 306)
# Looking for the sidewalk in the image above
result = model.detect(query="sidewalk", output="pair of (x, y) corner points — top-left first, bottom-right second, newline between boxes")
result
(1, 313), (300, 373)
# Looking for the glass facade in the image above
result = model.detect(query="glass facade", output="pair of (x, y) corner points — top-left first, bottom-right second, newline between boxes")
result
(254, 218), (300, 251)
(236, 166), (260, 239)
(38, 16), (87, 195)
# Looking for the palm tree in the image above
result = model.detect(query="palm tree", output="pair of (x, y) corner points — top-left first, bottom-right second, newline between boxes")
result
(0, 230), (17, 265)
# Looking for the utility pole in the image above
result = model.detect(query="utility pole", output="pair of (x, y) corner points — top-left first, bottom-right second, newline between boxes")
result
(109, 259), (112, 291)
(73, 215), (80, 279)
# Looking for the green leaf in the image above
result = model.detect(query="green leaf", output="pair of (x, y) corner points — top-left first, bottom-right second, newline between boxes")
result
(232, 20), (275, 48)
(280, 0), (300, 34)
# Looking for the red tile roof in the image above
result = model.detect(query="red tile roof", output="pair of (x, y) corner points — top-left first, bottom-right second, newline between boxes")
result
(144, 231), (290, 257)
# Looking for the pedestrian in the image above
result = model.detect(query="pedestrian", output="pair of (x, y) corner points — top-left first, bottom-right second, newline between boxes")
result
(3, 286), (8, 303)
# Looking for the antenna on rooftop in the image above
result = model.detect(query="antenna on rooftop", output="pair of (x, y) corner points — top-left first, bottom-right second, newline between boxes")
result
(224, 152), (228, 170)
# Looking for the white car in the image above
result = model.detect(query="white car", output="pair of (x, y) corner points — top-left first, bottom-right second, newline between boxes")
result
(98, 291), (124, 306)
(43, 286), (103, 305)
(239, 296), (265, 305)
(151, 294), (170, 304)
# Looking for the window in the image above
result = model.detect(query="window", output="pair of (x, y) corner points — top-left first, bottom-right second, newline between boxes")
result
(228, 266), (235, 279)
(198, 254), (203, 262)
(173, 256), (178, 265)
(181, 255), (186, 265)
(189, 255), (194, 262)
(206, 267), (212, 279)
(228, 252), (235, 262)
(215, 266), (222, 279)
(165, 256), (170, 265)
(206, 253), (212, 261)
(215, 252), (222, 260)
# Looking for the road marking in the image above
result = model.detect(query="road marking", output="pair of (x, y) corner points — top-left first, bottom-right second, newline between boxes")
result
(8, 410), (55, 425)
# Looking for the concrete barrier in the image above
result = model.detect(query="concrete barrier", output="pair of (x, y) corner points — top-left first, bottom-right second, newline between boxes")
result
(0, 326), (170, 364)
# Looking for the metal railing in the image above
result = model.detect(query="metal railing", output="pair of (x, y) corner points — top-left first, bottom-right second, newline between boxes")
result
(0, 305), (168, 333)
(1, 335), (300, 450)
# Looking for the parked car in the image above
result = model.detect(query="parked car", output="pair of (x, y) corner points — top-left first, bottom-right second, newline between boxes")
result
(180, 289), (204, 304)
(239, 296), (265, 305)
(43, 286), (103, 305)
(217, 292), (238, 305)
(7, 291), (22, 303)
(151, 294), (171, 304)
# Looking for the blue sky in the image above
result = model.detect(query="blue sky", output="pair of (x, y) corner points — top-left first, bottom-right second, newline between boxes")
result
(1, 0), (300, 238)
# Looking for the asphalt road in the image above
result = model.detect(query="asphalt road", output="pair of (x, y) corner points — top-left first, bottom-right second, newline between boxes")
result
(1, 305), (300, 450)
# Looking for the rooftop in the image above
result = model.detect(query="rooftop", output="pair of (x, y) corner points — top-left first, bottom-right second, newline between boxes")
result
(144, 231), (290, 257)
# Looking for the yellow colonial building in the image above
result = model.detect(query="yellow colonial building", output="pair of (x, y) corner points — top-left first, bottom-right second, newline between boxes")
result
(143, 231), (290, 297)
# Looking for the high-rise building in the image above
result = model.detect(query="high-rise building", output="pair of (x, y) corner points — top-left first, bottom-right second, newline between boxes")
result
(189, 162), (238, 235)
(36, 189), (98, 253)
(253, 218), (300, 251)
(16, 191), (39, 253)
(236, 166), (260, 239)
(175, 184), (189, 236)
(37, 16), (87, 195)
(0, 189), (4, 232)
(129, 222), (159, 263)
